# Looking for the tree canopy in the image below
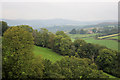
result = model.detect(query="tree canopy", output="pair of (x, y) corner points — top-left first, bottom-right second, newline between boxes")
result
(2, 26), (44, 79)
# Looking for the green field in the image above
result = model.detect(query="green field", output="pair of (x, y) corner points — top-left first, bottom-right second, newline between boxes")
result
(85, 38), (119, 50)
(68, 34), (119, 51)
(69, 33), (99, 39)
(33, 46), (62, 62)
(107, 36), (120, 40)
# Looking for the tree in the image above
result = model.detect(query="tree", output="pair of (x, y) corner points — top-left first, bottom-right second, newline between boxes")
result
(95, 49), (116, 71)
(0, 21), (9, 36)
(69, 28), (77, 34)
(74, 39), (87, 50)
(2, 27), (43, 79)
(33, 28), (49, 47)
(53, 35), (63, 53)
(17, 25), (33, 33)
(38, 28), (49, 47)
(47, 56), (108, 78)
(92, 28), (97, 33)
(56, 31), (69, 38)
(47, 32), (55, 49)
(79, 29), (86, 34)
(53, 34), (72, 55)
(59, 37), (72, 55)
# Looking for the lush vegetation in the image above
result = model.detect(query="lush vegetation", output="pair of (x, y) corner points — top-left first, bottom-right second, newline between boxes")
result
(34, 45), (118, 78)
(33, 46), (62, 62)
(1, 21), (120, 79)
(2, 26), (44, 79)
(0, 21), (9, 36)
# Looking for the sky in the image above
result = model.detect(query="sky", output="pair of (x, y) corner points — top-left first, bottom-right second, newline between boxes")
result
(0, 0), (119, 21)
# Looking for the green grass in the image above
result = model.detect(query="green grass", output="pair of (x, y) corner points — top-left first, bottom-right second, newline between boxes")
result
(68, 33), (99, 39)
(107, 36), (120, 40)
(69, 34), (119, 51)
(85, 38), (119, 51)
(33, 46), (62, 62)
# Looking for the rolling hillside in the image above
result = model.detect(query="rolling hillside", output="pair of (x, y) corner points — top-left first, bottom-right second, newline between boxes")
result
(33, 46), (62, 62)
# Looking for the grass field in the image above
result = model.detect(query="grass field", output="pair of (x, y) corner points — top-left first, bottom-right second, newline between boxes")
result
(107, 36), (120, 40)
(68, 34), (119, 51)
(33, 46), (62, 62)
(69, 33), (99, 39)
(85, 38), (119, 50)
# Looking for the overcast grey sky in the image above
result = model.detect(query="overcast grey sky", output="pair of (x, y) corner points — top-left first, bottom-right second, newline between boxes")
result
(1, 1), (118, 21)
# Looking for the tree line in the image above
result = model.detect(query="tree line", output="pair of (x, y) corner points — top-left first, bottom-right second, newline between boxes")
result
(1, 21), (120, 79)
(33, 26), (120, 78)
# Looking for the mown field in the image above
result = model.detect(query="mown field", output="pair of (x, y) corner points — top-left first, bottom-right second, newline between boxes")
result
(68, 34), (119, 51)
(33, 46), (118, 78)
(33, 46), (62, 62)
(106, 35), (120, 40)
(69, 33), (99, 40)
(98, 34), (119, 39)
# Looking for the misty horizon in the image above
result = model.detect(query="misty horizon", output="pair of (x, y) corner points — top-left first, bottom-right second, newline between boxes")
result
(1, 2), (118, 21)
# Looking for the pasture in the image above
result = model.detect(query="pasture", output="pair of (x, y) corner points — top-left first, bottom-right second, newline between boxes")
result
(68, 34), (119, 51)
(85, 38), (119, 51)
(68, 33), (99, 39)
(107, 36), (120, 40)
(33, 46), (63, 62)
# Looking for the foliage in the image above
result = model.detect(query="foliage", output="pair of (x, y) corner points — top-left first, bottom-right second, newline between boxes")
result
(43, 56), (108, 78)
(69, 28), (77, 34)
(17, 25), (33, 33)
(2, 27), (44, 79)
(56, 31), (69, 38)
(69, 28), (87, 34)
(0, 21), (9, 36)
(53, 32), (72, 55)
(95, 49), (116, 70)
(47, 32), (55, 49)
(95, 48), (120, 77)
(33, 28), (49, 47)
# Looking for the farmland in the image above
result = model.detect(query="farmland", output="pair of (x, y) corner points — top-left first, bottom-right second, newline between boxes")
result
(68, 34), (120, 51)
(98, 33), (119, 39)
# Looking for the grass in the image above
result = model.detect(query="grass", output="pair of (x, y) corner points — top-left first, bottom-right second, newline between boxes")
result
(69, 34), (119, 51)
(107, 36), (120, 40)
(68, 33), (99, 39)
(33, 46), (62, 62)
(85, 38), (119, 51)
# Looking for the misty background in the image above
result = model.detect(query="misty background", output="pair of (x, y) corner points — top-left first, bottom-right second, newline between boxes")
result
(1, 2), (118, 32)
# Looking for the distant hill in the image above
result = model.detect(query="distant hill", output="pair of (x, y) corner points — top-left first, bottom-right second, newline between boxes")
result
(2, 19), (117, 32)
(2, 19), (116, 27)
(84, 22), (118, 28)
(45, 21), (118, 33)
(2, 19), (89, 28)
